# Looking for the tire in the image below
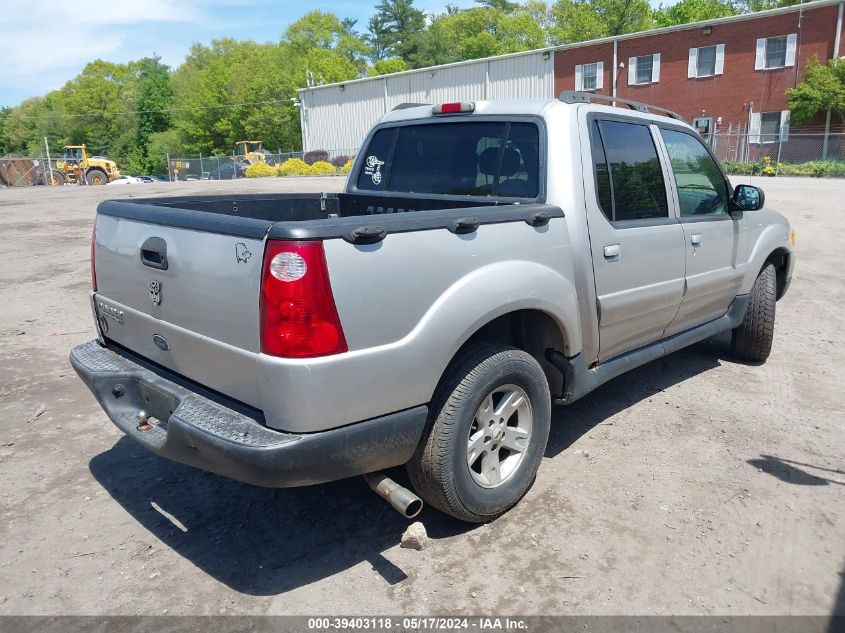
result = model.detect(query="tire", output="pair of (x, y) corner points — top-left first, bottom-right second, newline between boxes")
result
(86, 170), (108, 185)
(407, 343), (551, 523)
(47, 171), (65, 186)
(731, 263), (776, 362)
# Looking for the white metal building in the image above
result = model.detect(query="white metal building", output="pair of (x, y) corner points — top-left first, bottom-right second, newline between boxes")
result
(297, 50), (555, 152)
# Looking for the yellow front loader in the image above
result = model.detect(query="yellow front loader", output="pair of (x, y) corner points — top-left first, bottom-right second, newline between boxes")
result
(47, 145), (120, 185)
(235, 140), (267, 164)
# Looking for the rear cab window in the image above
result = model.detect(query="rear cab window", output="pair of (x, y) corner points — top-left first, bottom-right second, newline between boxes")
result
(355, 120), (541, 200)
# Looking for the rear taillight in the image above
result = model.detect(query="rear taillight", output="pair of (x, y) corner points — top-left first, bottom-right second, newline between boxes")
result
(260, 240), (347, 358)
(91, 225), (97, 291)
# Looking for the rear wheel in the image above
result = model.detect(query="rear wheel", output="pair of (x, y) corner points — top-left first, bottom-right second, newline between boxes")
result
(731, 263), (776, 362)
(407, 343), (551, 523)
(86, 169), (108, 185)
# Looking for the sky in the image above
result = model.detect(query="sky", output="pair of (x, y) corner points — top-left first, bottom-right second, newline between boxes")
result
(0, 0), (486, 107)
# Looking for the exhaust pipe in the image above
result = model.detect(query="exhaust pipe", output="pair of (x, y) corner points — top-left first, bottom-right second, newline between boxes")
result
(364, 472), (423, 519)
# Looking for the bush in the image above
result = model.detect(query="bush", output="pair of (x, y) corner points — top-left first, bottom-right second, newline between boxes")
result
(276, 158), (311, 176)
(780, 160), (845, 177)
(722, 157), (845, 178)
(244, 162), (276, 178)
(309, 161), (337, 175)
(303, 150), (329, 165)
(331, 154), (351, 168)
(340, 158), (354, 174)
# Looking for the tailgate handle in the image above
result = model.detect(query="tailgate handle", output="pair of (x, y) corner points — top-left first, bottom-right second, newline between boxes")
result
(140, 237), (169, 270)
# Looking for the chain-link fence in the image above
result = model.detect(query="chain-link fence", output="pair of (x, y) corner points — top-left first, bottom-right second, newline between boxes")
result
(164, 148), (358, 181)
(709, 131), (845, 177)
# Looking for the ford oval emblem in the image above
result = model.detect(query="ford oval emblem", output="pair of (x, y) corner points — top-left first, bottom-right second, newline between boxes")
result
(152, 334), (170, 351)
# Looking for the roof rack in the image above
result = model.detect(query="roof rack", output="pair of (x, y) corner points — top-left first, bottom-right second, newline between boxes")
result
(392, 102), (430, 111)
(558, 91), (684, 121)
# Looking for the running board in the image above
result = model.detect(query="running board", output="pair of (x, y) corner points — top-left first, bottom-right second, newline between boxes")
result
(548, 294), (750, 405)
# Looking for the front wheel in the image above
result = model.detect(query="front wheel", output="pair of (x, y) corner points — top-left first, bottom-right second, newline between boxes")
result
(731, 263), (776, 362)
(407, 343), (551, 523)
(47, 171), (65, 186)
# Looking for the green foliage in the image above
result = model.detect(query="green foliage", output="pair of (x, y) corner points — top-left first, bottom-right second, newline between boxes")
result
(309, 160), (337, 175)
(423, 7), (547, 63)
(340, 158), (354, 174)
(549, 0), (652, 44)
(135, 56), (174, 171)
(245, 162), (277, 177)
(368, 58), (408, 77)
(0, 107), (11, 155)
(277, 158), (312, 176)
(722, 157), (845, 177)
(652, 0), (737, 27)
(367, 0), (427, 62)
(787, 57), (845, 125)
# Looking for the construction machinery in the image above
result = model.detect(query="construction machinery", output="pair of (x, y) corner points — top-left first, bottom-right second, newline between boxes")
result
(47, 145), (121, 186)
(235, 140), (268, 164)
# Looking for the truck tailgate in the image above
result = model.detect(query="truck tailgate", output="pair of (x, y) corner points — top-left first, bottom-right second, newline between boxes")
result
(93, 213), (264, 408)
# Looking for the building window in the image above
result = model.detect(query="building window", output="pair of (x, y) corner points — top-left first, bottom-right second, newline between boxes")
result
(755, 34), (797, 70)
(749, 110), (791, 144)
(628, 54), (660, 85)
(760, 112), (782, 140)
(636, 55), (653, 83)
(576, 62), (603, 91)
(766, 36), (787, 68)
(697, 46), (717, 76)
(688, 44), (725, 78)
(583, 63), (598, 90)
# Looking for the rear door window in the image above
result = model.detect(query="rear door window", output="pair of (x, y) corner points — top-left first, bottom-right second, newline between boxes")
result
(356, 121), (540, 198)
(592, 120), (669, 222)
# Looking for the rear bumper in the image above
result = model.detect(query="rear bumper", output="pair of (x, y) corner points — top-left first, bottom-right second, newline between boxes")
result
(70, 341), (428, 488)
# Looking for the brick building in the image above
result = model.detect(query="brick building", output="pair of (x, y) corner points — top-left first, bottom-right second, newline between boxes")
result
(554, 0), (845, 143)
(298, 0), (845, 155)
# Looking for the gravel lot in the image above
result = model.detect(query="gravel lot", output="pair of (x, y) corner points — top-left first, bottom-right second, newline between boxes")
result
(0, 176), (842, 616)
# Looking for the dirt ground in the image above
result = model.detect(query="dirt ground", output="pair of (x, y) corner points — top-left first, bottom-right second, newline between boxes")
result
(0, 176), (842, 617)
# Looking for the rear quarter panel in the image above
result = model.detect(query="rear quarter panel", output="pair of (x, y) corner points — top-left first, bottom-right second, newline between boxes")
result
(257, 219), (580, 432)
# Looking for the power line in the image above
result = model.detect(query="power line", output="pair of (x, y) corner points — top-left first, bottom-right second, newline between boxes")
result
(12, 97), (300, 121)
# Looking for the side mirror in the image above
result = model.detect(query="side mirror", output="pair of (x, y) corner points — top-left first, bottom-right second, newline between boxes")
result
(732, 184), (765, 211)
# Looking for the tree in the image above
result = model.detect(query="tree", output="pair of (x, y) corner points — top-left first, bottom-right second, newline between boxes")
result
(0, 106), (12, 155)
(474, 0), (520, 11)
(368, 58), (408, 76)
(549, 0), (652, 44)
(787, 56), (845, 158)
(134, 56), (174, 171)
(366, 0), (427, 63)
(653, 0), (737, 27)
(284, 11), (369, 76)
(414, 5), (546, 67)
(55, 60), (137, 156)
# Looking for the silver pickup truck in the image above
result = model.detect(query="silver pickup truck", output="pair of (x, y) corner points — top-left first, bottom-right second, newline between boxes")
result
(71, 93), (795, 523)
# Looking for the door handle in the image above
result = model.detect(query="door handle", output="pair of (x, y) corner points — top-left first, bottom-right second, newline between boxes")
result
(603, 244), (620, 260)
(690, 233), (703, 247)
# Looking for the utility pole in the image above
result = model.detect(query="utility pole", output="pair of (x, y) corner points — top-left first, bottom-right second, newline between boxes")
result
(44, 137), (54, 185)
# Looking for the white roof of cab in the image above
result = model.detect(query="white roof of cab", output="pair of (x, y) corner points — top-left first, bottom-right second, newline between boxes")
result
(380, 98), (694, 130)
